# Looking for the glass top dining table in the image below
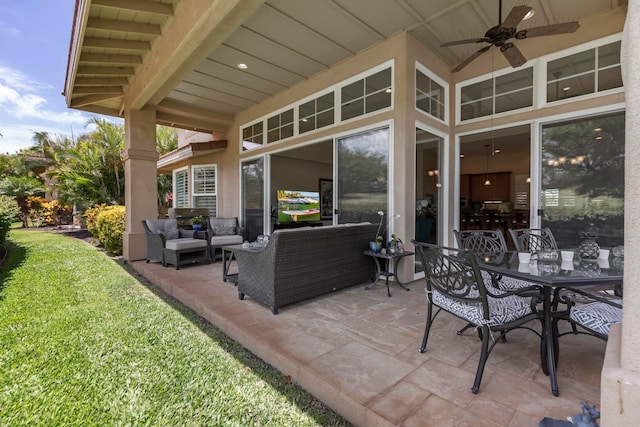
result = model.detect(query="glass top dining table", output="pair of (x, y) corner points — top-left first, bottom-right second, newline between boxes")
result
(478, 250), (623, 397)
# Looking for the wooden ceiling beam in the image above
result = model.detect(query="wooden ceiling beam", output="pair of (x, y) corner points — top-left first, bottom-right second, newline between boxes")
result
(77, 66), (135, 75)
(80, 53), (142, 65)
(73, 86), (124, 94)
(87, 17), (161, 35)
(74, 76), (129, 86)
(157, 99), (234, 125)
(92, 0), (174, 15)
(70, 93), (123, 108)
(83, 37), (151, 51)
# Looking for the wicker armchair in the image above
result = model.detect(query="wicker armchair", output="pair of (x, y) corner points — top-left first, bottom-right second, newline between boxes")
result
(142, 219), (208, 269)
(412, 241), (542, 394)
(207, 217), (244, 260)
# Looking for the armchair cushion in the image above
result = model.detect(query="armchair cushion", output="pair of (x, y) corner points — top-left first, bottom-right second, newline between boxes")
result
(210, 218), (238, 236)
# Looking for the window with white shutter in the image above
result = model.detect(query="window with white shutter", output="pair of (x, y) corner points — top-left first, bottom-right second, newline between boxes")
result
(192, 164), (217, 216)
(173, 168), (188, 208)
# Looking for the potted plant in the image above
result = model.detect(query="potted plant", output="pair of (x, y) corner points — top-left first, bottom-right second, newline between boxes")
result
(190, 215), (205, 231)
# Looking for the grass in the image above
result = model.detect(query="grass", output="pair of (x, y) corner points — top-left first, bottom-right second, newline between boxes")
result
(0, 230), (351, 426)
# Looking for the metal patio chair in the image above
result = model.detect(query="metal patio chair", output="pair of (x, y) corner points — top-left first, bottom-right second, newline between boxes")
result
(412, 241), (542, 393)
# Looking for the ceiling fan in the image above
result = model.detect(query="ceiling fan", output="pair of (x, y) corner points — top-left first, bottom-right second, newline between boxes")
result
(442, 0), (580, 72)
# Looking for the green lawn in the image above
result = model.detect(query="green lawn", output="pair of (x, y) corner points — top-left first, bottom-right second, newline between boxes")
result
(0, 230), (350, 426)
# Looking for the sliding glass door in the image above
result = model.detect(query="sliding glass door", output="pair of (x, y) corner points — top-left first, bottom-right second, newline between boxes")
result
(336, 127), (389, 225)
(541, 112), (625, 247)
(241, 158), (264, 242)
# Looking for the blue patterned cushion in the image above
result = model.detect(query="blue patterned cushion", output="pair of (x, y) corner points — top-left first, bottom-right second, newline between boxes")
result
(569, 300), (622, 337)
(429, 288), (534, 327)
(480, 270), (535, 291)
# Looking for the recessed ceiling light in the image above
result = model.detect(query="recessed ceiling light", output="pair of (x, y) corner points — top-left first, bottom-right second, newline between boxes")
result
(562, 86), (571, 92)
(493, 149), (501, 154)
(596, 136), (603, 140)
(594, 127), (602, 132)
(237, 63), (248, 70)
(385, 88), (392, 93)
(460, 154), (465, 158)
(523, 10), (535, 20)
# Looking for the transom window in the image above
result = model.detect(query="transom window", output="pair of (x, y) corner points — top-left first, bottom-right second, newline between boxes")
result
(240, 62), (393, 151)
(546, 41), (622, 102)
(299, 93), (334, 134)
(267, 109), (294, 143)
(341, 67), (392, 121)
(416, 67), (445, 121)
(460, 68), (533, 121)
(242, 121), (264, 151)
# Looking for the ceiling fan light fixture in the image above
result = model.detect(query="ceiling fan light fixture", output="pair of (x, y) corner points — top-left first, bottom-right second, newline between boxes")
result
(442, 0), (579, 73)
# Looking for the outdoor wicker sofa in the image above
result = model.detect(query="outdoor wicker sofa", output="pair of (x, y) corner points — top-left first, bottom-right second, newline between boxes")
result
(235, 222), (378, 314)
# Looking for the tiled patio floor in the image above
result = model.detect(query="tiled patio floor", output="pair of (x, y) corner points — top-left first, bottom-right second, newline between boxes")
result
(131, 259), (605, 427)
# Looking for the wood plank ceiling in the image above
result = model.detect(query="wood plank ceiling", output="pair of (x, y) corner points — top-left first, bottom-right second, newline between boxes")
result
(64, 0), (626, 134)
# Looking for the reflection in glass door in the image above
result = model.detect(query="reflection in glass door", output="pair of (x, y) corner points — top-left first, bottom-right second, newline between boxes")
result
(336, 127), (389, 225)
(415, 128), (442, 273)
(541, 112), (624, 248)
(241, 158), (264, 242)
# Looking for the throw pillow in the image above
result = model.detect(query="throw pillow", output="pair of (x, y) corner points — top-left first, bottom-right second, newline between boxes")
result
(162, 229), (180, 240)
(214, 225), (236, 236)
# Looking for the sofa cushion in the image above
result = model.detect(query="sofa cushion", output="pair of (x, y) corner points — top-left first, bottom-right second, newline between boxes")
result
(210, 235), (243, 246)
(165, 238), (208, 251)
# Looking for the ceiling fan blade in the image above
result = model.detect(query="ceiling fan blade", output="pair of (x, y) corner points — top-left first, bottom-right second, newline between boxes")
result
(517, 22), (580, 39)
(452, 45), (492, 73)
(501, 5), (532, 29)
(441, 37), (490, 47)
(500, 43), (527, 68)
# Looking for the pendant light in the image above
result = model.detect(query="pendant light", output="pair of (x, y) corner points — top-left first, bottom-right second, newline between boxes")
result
(484, 144), (491, 186)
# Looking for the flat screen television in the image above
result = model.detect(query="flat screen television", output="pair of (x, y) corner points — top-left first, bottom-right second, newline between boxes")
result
(277, 190), (320, 223)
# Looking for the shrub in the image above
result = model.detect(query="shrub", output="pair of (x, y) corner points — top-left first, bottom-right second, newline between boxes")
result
(0, 210), (13, 244)
(84, 204), (109, 237)
(27, 196), (47, 227)
(42, 200), (73, 226)
(0, 195), (20, 223)
(96, 205), (126, 255)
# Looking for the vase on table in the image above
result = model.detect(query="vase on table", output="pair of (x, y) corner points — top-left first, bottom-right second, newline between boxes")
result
(578, 230), (600, 259)
(369, 241), (381, 253)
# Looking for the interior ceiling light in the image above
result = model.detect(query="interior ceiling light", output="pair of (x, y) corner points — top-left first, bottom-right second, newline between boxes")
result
(594, 127), (602, 132)
(526, 177), (531, 183)
(562, 86), (571, 92)
(484, 144), (491, 186)
(460, 154), (465, 158)
(237, 63), (248, 70)
(494, 148), (501, 154)
(523, 9), (535, 20)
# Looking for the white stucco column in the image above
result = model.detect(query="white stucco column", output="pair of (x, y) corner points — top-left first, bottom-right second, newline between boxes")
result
(122, 106), (159, 262)
(600, 2), (640, 425)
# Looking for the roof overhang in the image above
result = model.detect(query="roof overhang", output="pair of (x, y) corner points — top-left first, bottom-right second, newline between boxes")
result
(157, 140), (228, 171)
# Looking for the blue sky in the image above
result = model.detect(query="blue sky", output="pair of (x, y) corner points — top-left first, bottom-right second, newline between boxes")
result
(0, 0), (103, 154)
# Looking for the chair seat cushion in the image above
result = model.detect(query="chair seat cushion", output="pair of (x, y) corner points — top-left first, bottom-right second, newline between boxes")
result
(210, 235), (243, 246)
(165, 238), (208, 251)
(480, 270), (535, 291)
(431, 288), (534, 327)
(569, 300), (623, 337)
